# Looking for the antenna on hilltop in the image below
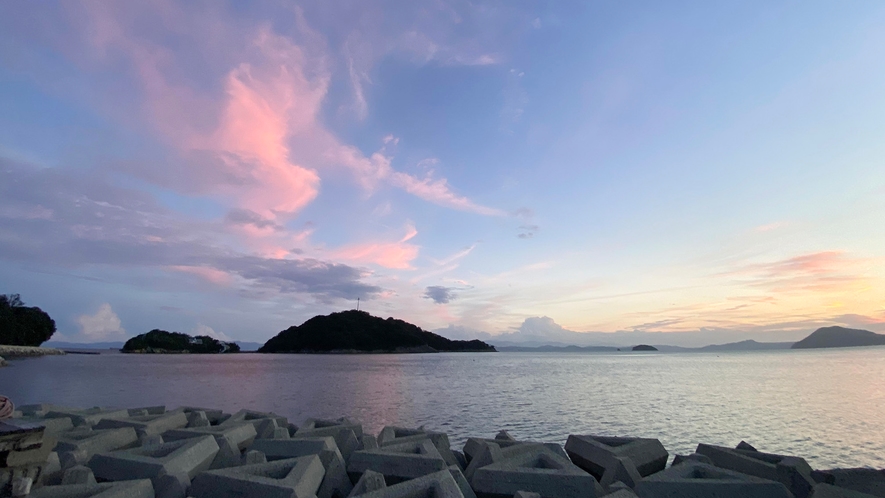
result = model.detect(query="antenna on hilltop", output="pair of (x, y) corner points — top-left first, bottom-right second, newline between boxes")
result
(357, 298), (360, 311)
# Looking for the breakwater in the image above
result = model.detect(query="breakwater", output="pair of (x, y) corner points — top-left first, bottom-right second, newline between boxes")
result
(2, 403), (883, 498)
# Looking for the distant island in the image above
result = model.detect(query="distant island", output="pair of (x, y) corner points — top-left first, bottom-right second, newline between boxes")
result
(792, 326), (885, 349)
(122, 329), (240, 354)
(632, 344), (658, 351)
(259, 310), (496, 354)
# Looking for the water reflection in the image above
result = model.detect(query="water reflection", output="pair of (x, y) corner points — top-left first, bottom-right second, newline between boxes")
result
(2, 348), (884, 468)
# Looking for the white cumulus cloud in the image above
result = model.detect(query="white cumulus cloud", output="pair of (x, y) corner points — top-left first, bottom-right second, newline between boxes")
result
(192, 324), (233, 342)
(77, 303), (126, 340)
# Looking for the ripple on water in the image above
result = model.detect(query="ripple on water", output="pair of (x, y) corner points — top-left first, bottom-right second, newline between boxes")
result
(2, 348), (884, 469)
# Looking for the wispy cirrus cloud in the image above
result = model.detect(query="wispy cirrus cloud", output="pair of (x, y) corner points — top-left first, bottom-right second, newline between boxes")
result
(725, 250), (872, 293)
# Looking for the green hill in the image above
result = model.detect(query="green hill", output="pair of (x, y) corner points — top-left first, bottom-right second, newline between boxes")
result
(122, 329), (240, 354)
(259, 310), (496, 354)
(792, 326), (885, 349)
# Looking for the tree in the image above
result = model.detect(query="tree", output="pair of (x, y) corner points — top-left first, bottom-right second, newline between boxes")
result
(0, 294), (57, 346)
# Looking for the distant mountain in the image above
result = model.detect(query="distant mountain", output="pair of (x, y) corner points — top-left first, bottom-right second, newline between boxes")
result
(496, 345), (620, 353)
(484, 316), (811, 348)
(43, 341), (125, 350)
(792, 326), (885, 349)
(260, 310), (496, 354)
(234, 341), (263, 352)
(699, 340), (793, 352)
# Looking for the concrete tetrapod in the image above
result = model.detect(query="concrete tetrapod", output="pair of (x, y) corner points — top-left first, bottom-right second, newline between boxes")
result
(634, 461), (792, 498)
(163, 423), (258, 470)
(28, 479), (155, 498)
(469, 444), (600, 498)
(94, 412), (188, 437)
(56, 428), (139, 463)
(353, 468), (465, 498)
(464, 438), (568, 465)
(349, 470), (387, 497)
(810, 483), (880, 498)
(348, 439), (449, 483)
(695, 443), (817, 498)
(564, 436), (668, 481)
(813, 469), (885, 497)
(378, 427), (461, 469)
(189, 454), (326, 498)
(45, 409), (131, 428)
(88, 434), (219, 481)
(295, 421), (363, 462)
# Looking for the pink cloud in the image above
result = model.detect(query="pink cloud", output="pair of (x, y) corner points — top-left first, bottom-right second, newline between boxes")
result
(332, 224), (420, 269)
(169, 265), (233, 286)
(724, 251), (874, 293)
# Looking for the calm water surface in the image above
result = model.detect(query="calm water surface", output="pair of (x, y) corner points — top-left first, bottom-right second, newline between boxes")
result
(2, 348), (884, 469)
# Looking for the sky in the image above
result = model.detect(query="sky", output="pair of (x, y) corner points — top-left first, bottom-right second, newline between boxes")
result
(1, 1), (884, 345)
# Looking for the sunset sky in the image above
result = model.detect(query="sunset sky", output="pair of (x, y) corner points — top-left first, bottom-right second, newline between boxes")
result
(1, 1), (884, 344)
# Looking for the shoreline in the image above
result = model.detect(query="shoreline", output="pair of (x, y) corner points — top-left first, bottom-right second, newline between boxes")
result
(0, 345), (65, 359)
(1, 403), (882, 498)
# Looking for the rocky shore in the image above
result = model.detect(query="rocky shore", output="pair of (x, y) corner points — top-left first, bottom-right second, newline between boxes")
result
(1, 403), (882, 498)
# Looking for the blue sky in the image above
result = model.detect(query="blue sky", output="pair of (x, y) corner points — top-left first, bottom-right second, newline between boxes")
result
(1, 1), (884, 344)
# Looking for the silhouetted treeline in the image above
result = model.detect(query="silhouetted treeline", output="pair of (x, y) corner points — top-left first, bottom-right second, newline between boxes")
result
(259, 310), (496, 353)
(123, 329), (240, 353)
(0, 294), (56, 346)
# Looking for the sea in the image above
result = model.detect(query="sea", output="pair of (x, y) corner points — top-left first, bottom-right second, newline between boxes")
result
(2, 347), (884, 469)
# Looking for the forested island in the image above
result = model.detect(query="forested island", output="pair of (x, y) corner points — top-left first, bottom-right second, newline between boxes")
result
(122, 329), (240, 354)
(259, 310), (496, 353)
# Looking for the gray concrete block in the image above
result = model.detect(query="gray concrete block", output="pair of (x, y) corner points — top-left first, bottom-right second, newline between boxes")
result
(360, 435), (379, 451)
(299, 419), (363, 439)
(40, 452), (64, 486)
(16, 417), (75, 435)
(495, 431), (516, 442)
(245, 450), (267, 465)
(61, 465), (97, 485)
(599, 456), (642, 491)
(28, 479), (155, 498)
(470, 445), (599, 498)
(186, 412), (210, 428)
(565, 435), (668, 481)
(163, 423), (257, 453)
(220, 409), (288, 433)
(296, 425), (361, 462)
(810, 483), (880, 498)
(736, 441), (758, 452)
(448, 465), (477, 498)
(128, 406), (166, 416)
(190, 454), (326, 498)
(634, 461), (792, 498)
(273, 427), (291, 440)
(19, 405), (74, 418)
(95, 412), (188, 436)
(57, 428), (140, 460)
(463, 442), (559, 482)
(696, 443), (816, 498)
(45, 409), (131, 428)
(513, 492), (540, 498)
(138, 434), (164, 448)
(355, 469), (464, 498)
(348, 439), (449, 483)
(175, 407), (226, 425)
(316, 447), (355, 498)
(605, 490), (639, 498)
(816, 468), (885, 497)
(252, 437), (338, 461)
(671, 453), (713, 466)
(60, 449), (89, 470)
(378, 427), (460, 469)
(154, 471), (190, 498)
(89, 435), (219, 481)
(464, 438), (568, 465)
(349, 470), (387, 497)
